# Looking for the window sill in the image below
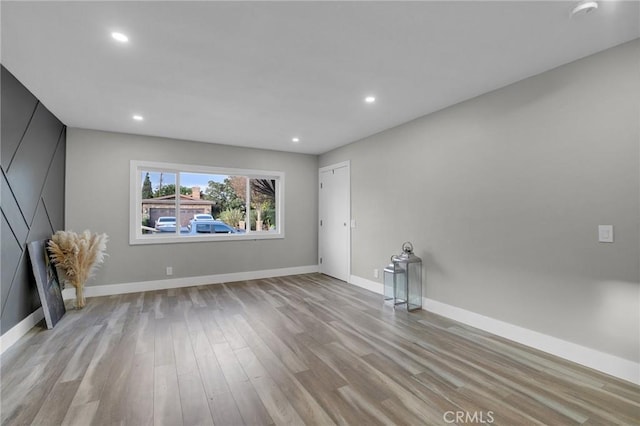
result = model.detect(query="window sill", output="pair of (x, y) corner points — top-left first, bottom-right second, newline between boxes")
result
(129, 231), (285, 245)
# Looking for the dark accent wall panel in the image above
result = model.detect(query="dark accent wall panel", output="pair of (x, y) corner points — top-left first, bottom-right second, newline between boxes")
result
(41, 129), (66, 231)
(1, 246), (41, 334)
(6, 102), (63, 223)
(0, 66), (66, 334)
(1, 66), (38, 172)
(1, 214), (22, 310)
(1, 174), (29, 244)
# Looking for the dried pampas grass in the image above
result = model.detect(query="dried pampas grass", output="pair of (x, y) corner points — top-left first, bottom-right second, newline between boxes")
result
(48, 230), (108, 308)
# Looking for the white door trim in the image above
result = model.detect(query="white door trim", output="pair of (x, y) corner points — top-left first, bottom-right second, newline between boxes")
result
(318, 161), (351, 282)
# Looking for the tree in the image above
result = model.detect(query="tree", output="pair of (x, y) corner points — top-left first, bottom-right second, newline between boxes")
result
(142, 173), (153, 199)
(228, 177), (274, 206)
(219, 208), (244, 228)
(202, 177), (275, 221)
(228, 176), (248, 203)
(252, 177), (275, 204)
(251, 179), (276, 199)
(203, 178), (245, 217)
(154, 184), (191, 197)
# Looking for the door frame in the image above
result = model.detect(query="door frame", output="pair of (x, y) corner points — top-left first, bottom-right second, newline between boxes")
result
(318, 160), (351, 282)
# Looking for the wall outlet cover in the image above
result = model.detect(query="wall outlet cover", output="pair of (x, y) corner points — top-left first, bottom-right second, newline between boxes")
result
(598, 225), (614, 243)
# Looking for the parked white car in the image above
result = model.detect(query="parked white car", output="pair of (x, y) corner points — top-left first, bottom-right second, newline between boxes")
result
(155, 216), (176, 229)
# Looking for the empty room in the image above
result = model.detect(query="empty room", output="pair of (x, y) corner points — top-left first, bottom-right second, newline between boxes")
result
(1, 1), (639, 425)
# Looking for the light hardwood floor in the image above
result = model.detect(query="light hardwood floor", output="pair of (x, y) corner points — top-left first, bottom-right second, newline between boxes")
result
(1, 273), (638, 425)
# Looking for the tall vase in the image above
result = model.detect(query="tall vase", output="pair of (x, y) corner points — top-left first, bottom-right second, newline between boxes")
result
(75, 284), (85, 309)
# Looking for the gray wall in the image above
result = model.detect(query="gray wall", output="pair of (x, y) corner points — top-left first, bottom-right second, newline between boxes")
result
(65, 128), (318, 286)
(1, 66), (66, 333)
(321, 40), (640, 362)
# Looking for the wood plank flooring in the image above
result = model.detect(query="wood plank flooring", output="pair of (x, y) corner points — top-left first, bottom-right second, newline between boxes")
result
(1, 273), (638, 425)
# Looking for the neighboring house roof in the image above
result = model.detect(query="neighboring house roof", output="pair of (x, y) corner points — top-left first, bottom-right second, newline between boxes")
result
(142, 194), (213, 205)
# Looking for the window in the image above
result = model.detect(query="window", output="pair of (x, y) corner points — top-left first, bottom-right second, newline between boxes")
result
(130, 160), (284, 244)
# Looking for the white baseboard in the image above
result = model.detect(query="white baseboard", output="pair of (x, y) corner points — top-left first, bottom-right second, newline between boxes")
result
(423, 297), (640, 386)
(0, 307), (44, 355)
(349, 275), (384, 294)
(62, 265), (319, 300)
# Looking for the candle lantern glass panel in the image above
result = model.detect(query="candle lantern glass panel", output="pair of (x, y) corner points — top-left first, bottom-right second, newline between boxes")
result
(383, 263), (395, 301)
(407, 261), (422, 311)
(393, 262), (407, 306)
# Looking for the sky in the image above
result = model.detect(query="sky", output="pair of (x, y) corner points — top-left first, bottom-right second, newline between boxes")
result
(142, 172), (226, 191)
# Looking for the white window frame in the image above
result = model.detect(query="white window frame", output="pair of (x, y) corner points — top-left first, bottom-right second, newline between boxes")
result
(130, 160), (285, 245)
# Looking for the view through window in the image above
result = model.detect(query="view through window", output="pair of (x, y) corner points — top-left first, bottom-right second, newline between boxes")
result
(131, 161), (283, 244)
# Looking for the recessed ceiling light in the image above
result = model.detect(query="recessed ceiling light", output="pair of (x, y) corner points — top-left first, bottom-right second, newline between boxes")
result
(292, 137), (300, 143)
(111, 32), (129, 43)
(133, 115), (144, 121)
(571, 1), (598, 16)
(365, 96), (376, 104)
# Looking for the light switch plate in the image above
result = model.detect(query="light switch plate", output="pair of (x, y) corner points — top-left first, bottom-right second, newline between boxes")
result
(598, 225), (614, 243)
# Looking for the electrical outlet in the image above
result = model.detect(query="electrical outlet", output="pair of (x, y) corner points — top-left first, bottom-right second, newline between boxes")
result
(598, 225), (614, 243)
(373, 268), (379, 278)
(166, 266), (173, 276)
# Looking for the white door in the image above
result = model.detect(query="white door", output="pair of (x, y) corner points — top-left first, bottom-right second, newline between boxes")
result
(319, 162), (350, 282)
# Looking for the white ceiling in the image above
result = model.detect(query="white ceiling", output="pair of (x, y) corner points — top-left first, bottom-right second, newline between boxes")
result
(2, 1), (638, 155)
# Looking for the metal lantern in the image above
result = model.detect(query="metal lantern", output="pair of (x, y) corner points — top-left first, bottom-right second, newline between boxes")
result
(390, 241), (422, 311)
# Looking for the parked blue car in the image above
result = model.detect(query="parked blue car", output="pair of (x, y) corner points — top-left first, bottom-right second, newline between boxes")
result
(156, 219), (244, 234)
(188, 219), (244, 234)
